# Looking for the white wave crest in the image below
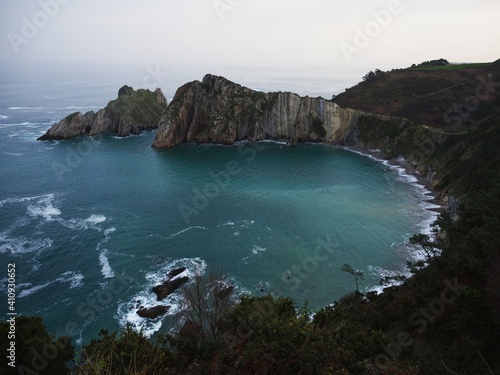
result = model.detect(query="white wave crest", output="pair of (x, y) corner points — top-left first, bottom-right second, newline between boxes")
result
(85, 214), (107, 225)
(27, 201), (61, 220)
(0, 194), (62, 221)
(0, 233), (53, 255)
(252, 245), (267, 255)
(364, 265), (409, 295)
(60, 214), (107, 231)
(0, 194), (55, 209)
(8, 106), (43, 110)
(18, 271), (84, 298)
(99, 251), (115, 278)
(164, 226), (207, 239)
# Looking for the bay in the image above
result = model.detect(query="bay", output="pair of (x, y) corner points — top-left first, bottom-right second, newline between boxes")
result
(0, 63), (437, 345)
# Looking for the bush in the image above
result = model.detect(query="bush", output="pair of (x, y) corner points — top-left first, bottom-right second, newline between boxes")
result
(0, 316), (74, 375)
(75, 327), (173, 375)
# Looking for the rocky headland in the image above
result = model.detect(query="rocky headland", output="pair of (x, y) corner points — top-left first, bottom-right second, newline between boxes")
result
(38, 85), (168, 140)
(151, 74), (408, 150)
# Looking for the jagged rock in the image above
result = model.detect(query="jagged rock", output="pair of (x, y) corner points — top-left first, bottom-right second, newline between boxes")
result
(168, 267), (187, 278)
(38, 86), (168, 140)
(152, 276), (189, 301)
(152, 74), (405, 149)
(137, 305), (170, 319)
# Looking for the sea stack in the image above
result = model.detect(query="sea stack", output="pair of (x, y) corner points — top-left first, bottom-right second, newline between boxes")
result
(38, 86), (168, 140)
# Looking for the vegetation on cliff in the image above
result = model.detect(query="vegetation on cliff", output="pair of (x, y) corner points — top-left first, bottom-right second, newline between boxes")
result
(333, 60), (500, 130)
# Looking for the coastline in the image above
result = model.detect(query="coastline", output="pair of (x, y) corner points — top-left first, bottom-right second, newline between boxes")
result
(340, 145), (444, 214)
(336, 145), (444, 294)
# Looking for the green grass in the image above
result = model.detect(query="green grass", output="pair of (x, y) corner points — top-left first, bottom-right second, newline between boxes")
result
(409, 62), (491, 71)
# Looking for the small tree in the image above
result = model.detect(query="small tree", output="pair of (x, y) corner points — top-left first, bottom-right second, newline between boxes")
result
(182, 267), (235, 339)
(341, 264), (364, 293)
(362, 71), (376, 81)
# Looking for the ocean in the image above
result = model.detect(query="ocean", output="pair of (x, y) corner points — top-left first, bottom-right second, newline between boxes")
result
(0, 62), (438, 345)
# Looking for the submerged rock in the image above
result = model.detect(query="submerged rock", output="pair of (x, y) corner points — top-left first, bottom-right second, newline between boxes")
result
(38, 86), (168, 140)
(137, 305), (170, 319)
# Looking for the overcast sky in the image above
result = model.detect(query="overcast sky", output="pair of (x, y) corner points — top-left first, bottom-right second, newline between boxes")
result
(1, 0), (499, 68)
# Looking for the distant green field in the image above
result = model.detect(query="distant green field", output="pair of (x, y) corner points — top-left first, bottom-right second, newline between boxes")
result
(409, 62), (491, 71)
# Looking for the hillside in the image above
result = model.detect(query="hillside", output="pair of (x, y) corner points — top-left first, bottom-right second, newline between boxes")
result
(332, 60), (500, 131)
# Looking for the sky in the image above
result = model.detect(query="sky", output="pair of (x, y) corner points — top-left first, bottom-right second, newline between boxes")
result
(0, 0), (499, 94)
(1, 0), (499, 66)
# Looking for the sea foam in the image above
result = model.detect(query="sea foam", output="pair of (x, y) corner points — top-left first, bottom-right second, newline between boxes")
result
(252, 245), (267, 255)
(85, 214), (107, 225)
(0, 233), (53, 255)
(18, 271), (84, 298)
(8, 106), (43, 110)
(61, 214), (107, 231)
(165, 226), (207, 239)
(117, 257), (207, 337)
(99, 251), (115, 278)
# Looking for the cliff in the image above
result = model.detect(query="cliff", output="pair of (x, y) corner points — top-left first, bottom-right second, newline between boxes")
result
(152, 74), (411, 150)
(38, 86), (168, 140)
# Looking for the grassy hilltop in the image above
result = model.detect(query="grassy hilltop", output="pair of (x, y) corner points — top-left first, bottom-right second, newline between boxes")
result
(333, 59), (500, 131)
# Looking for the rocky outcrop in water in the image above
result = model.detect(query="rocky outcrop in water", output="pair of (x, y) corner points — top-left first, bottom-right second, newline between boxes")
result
(137, 305), (170, 319)
(152, 269), (189, 301)
(152, 74), (409, 150)
(38, 86), (168, 140)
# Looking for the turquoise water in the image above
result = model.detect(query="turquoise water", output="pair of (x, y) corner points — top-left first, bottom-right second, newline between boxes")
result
(0, 66), (437, 345)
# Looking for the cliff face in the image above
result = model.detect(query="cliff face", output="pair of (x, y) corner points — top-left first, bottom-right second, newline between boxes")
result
(152, 74), (409, 150)
(38, 86), (168, 140)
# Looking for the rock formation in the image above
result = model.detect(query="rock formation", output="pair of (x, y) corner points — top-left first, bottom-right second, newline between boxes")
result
(152, 269), (189, 301)
(152, 74), (410, 150)
(137, 305), (170, 319)
(167, 267), (187, 278)
(38, 86), (168, 140)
